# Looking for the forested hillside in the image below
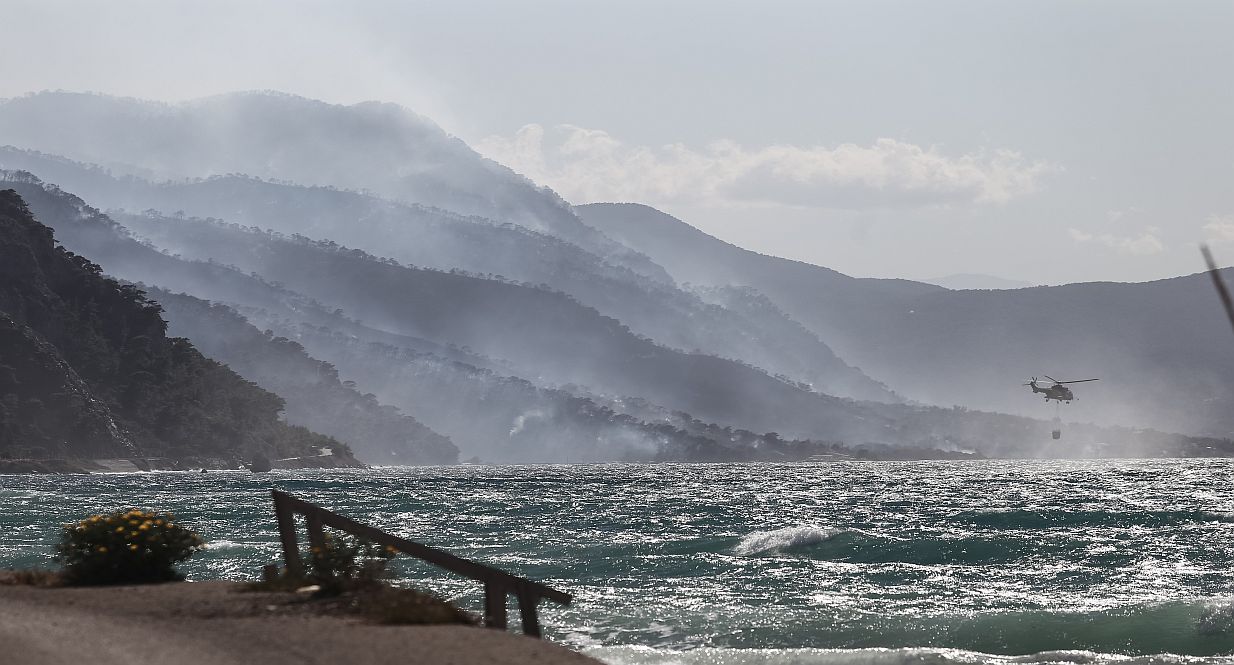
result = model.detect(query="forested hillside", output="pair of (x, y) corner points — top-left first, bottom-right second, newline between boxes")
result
(0, 311), (134, 458)
(0, 189), (359, 467)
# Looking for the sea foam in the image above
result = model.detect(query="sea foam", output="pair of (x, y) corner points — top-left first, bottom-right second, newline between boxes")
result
(583, 645), (1199, 665)
(734, 525), (840, 556)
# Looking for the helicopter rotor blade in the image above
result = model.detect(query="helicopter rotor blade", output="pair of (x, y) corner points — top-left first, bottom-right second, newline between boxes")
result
(1043, 375), (1059, 383)
(1056, 378), (1100, 384)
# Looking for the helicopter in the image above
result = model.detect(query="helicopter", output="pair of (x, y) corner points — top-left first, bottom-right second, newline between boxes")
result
(1024, 375), (1099, 403)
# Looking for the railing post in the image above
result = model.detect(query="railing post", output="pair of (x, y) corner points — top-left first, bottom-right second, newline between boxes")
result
(484, 580), (508, 630)
(516, 584), (542, 637)
(306, 511), (326, 551)
(271, 490), (303, 577)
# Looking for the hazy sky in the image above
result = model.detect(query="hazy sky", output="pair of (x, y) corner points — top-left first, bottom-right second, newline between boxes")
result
(2, 0), (1232, 284)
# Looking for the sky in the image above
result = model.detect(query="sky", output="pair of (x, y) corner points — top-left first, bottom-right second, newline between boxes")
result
(2, 0), (1232, 284)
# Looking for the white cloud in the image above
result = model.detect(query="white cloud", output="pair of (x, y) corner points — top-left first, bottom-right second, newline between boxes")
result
(1203, 214), (1234, 244)
(478, 124), (1054, 210)
(1068, 227), (1165, 256)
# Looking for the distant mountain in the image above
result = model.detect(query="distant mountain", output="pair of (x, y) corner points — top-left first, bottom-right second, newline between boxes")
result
(578, 203), (1234, 437)
(0, 148), (893, 401)
(0, 188), (359, 468)
(923, 274), (1035, 290)
(0, 91), (663, 280)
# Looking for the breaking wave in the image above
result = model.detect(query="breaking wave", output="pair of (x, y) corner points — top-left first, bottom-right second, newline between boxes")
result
(734, 525), (844, 555)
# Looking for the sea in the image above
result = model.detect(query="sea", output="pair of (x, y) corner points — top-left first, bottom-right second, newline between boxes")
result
(3, 459), (1234, 665)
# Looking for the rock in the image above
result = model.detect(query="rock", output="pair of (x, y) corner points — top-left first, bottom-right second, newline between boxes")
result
(249, 453), (273, 473)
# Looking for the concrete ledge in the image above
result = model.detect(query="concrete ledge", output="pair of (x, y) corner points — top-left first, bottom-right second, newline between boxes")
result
(0, 580), (599, 665)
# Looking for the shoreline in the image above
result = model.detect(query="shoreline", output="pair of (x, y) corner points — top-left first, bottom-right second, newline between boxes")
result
(0, 455), (364, 475)
(6, 453), (1234, 476)
(0, 579), (600, 665)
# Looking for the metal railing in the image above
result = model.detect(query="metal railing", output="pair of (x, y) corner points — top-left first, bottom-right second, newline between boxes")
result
(270, 489), (571, 636)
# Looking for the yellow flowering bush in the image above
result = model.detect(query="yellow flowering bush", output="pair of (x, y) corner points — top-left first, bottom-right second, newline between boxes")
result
(57, 509), (205, 585)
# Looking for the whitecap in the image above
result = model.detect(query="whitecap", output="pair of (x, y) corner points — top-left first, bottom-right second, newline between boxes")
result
(583, 646), (1208, 665)
(202, 539), (249, 551)
(733, 525), (841, 556)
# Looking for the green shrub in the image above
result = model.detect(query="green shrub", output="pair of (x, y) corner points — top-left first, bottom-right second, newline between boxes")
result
(307, 532), (395, 595)
(57, 509), (204, 585)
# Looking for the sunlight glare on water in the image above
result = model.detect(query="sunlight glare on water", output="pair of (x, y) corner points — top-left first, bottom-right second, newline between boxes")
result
(3, 459), (1234, 664)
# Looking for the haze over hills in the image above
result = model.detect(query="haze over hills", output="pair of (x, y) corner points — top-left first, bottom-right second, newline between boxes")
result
(1, 175), (459, 465)
(148, 289), (460, 466)
(578, 203), (1234, 437)
(0, 173), (883, 462)
(4, 174), (886, 449)
(0, 91), (664, 281)
(0, 188), (359, 469)
(0, 90), (1230, 461)
(0, 147), (893, 402)
(4, 172), (1223, 461)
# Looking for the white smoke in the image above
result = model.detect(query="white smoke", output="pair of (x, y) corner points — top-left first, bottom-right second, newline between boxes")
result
(509, 409), (548, 437)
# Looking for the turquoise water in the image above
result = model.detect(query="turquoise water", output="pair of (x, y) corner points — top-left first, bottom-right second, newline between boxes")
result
(3, 460), (1234, 664)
